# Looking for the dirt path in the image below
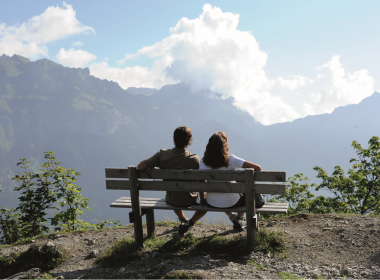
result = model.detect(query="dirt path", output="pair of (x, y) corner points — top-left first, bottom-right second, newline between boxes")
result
(1, 213), (380, 279)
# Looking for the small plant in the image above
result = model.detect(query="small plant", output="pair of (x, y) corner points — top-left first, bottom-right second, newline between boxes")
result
(277, 271), (302, 279)
(12, 154), (58, 239)
(51, 166), (92, 232)
(256, 228), (287, 255)
(0, 207), (22, 244)
(96, 218), (123, 229)
(247, 259), (265, 270)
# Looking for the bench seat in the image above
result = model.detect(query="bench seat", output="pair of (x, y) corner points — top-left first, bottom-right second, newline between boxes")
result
(111, 197), (289, 214)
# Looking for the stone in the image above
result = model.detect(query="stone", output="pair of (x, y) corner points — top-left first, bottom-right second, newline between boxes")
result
(90, 250), (99, 258)
(46, 241), (55, 247)
(88, 239), (96, 245)
(5, 268), (41, 279)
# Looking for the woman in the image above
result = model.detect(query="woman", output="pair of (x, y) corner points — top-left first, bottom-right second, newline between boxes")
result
(199, 131), (262, 231)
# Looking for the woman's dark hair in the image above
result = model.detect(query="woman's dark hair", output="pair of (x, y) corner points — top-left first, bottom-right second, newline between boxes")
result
(202, 131), (230, 169)
(173, 126), (193, 149)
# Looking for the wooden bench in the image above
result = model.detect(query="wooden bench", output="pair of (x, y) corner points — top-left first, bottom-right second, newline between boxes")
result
(105, 166), (288, 249)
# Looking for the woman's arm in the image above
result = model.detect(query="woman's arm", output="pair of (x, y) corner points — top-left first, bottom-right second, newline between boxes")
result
(242, 161), (262, 171)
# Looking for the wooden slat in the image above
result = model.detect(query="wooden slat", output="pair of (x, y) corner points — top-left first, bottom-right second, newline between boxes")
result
(106, 180), (245, 193)
(113, 202), (288, 211)
(107, 180), (286, 195)
(110, 201), (288, 214)
(106, 167), (286, 182)
(255, 184), (286, 195)
(254, 171), (286, 182)
(105, 168), (129, 178)
(115, 198), (290, 207)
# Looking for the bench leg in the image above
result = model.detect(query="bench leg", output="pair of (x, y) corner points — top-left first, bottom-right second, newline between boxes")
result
(253, 214), (259, 245)
(146, 209), (155, 238)
(257, 213), (260, 230)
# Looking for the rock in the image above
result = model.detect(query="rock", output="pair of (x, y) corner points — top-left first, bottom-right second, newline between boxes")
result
(46, 241), (55, 247)
(5, 268), (41, 279)
(88, 239), (96, 245)
(366, 223), (375, 227)
(340, 268), (352, 276)
(31, 240), (35, 243)
(90, 250), (99, 258)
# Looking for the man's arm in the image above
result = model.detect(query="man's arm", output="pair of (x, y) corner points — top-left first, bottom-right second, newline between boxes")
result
(137, 160), (148, 170)
(242, 161), (262, 171)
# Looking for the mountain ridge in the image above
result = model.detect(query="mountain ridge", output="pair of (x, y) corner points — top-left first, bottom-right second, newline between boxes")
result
(0, 54), (379, 224)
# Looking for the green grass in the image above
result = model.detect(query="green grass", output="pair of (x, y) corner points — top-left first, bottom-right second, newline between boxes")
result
(98, 227), (287, 268)
(256, 228), (287, 255)
(277, 271), (302, 279)
(247, 259), (265, 270)
(0, 243), (67, 278)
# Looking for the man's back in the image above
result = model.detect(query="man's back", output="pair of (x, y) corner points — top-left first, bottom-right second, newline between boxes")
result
(144, 148), (199, 170)
(144, 147), (200, 206)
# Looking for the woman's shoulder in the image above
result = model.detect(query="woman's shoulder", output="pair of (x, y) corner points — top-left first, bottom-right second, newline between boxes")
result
(228, 154), (245, 169)
(198, 160), (211, 170)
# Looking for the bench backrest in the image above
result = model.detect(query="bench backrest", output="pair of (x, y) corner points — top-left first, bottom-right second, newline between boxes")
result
(105, 167), (286, 195)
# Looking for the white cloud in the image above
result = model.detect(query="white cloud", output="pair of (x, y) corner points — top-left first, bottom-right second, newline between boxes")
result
(89, 4), (375, 125)
(0, 2), (94, 58)
(56, 48), (97, 68)
(312, 55), (375, 113)
(278, 76), (314, 90)
(90, 60), (176, 89)
(72, 40), (83, 47)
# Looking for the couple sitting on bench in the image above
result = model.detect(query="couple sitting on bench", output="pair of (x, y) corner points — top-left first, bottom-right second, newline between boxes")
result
(137, 126), (262, 235)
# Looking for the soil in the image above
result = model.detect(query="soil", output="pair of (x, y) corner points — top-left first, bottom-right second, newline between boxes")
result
(1, 213), (380, 279)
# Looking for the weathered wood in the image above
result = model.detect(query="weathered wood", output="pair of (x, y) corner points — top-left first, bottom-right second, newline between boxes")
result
(129, 166), (143, 248)
(106, 167), (286, 182)
(245, 168), (255, 249)
(111, 202), (288, 214)
(146, 209), (155, 238)
(254, 171), (286, 182)
(129, 209), (149, 223)
(107, 180), (245, 193)
(257, 213), (260, 230)
(255, 184), (286, 195)
(105, 168), (129, 179)
(106, 165), (288, 251)
(116, 197), (289, 207)
(107, 180), (286, 195)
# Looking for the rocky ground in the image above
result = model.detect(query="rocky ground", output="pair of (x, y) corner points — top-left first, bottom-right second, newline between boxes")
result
(1, 213), (380, 279)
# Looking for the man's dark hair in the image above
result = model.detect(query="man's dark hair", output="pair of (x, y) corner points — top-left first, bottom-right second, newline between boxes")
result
(173, 126), (193, 149)
(202, 131), (230, 169)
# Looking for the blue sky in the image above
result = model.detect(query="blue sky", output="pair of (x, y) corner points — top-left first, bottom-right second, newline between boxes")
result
(1, 1), (379, 124)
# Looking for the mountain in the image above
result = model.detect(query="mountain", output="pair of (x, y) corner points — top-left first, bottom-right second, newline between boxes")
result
(0, 54), (379, 224)
(258, 92), (380, 184)
(0, 54), (265, 223)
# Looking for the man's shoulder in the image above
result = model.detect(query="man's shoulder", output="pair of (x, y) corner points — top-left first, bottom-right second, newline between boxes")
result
(184, 150), (200, 161)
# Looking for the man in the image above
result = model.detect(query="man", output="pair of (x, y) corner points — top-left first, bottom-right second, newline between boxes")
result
(137, 126), (207, 234)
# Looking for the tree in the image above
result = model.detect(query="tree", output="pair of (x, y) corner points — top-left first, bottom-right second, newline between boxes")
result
(12, 152), (58, 238)
(50, 167), (92, 232)
(272, 173), (316, 215)
(313, 136), (380, 215)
